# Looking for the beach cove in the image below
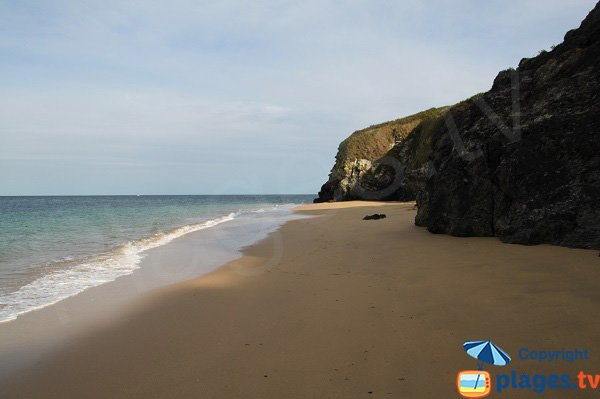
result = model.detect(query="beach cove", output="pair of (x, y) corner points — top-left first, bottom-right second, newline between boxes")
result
(1, 201), (599, 398)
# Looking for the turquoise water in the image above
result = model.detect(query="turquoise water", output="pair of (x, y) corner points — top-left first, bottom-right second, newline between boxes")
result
(0, 195), (313, 322)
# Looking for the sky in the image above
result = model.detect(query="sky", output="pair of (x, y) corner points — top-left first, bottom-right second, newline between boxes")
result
(0, 0), (596, 195)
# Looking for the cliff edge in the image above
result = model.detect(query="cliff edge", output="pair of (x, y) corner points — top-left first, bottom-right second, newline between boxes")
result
(314, 107), (447, 202)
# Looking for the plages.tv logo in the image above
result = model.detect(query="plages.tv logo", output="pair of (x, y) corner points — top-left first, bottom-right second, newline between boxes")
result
(457, 340), (511, 398)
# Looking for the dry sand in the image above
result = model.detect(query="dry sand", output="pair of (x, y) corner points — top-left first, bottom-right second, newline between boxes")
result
(1, 201), (599, 398)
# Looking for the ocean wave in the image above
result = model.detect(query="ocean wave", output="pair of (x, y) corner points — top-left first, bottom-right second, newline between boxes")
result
(0, 212), (237, 323)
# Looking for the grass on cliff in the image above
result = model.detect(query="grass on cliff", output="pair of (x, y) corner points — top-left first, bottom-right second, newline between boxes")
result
(395, 93), (485, 170)
(334, 107), (448, 169)
(402, 115), (447, 169)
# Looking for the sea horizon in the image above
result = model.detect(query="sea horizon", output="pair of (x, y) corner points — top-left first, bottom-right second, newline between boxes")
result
(0, 194), (314, 323)
(0, 193), (315, 197)
(2, 1), (599, 397)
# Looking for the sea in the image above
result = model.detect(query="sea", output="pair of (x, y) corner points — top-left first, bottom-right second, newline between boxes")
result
(0, 195), (313, 323)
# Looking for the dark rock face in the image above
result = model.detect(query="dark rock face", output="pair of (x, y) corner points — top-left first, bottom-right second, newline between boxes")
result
(416, 2), (600, 249)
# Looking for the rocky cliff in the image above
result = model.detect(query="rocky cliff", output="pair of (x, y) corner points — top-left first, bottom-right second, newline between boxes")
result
(317, 2), (600, 249)
(314, 107), (447, 202)
(416, 2), (600, 249)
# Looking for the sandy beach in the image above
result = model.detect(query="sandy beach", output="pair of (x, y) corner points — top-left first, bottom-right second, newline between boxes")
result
(1, 201), (599, 398)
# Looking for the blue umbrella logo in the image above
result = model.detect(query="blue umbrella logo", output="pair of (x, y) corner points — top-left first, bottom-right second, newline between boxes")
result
(463, 340), (511, 370)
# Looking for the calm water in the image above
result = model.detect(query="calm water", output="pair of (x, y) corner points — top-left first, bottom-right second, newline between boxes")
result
(0, 195), (313, 322)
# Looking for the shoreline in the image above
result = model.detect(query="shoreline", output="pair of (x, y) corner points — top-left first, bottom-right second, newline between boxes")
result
(0, 196), (312, 325)
(0, 211), (238, 324)
(2, 201), (599, 398)
(0, 204), (304, 377)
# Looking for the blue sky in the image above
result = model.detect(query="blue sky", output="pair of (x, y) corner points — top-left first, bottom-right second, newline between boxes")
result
(0, 0), (595, 195)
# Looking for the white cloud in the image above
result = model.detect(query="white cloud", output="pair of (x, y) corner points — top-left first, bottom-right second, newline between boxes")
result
(0, 0), (596, 194)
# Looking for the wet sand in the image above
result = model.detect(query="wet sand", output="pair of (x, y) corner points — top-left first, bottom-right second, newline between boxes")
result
(1, 201), (599, 398)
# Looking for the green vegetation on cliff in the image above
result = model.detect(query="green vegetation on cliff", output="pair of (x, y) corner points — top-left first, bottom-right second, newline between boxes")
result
(388, 108), (449, 170)
(316, 106), (450, 203)
(333, 107), (448, 170)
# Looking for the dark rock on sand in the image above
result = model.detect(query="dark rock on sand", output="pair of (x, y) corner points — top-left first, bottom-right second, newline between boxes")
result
(363, 214), (387, 220)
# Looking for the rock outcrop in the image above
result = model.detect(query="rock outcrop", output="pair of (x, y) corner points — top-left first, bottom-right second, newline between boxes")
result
(316, 2), (600, 249)
(314, 108), (447, 202)
(416, 2), (600, 249)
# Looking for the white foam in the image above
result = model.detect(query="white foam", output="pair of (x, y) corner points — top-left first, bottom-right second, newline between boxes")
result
(0, 212), (237, 323)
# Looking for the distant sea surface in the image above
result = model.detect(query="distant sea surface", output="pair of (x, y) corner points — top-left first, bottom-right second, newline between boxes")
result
(0, 195), (313, 322)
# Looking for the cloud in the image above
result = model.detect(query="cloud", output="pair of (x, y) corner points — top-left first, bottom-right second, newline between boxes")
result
(0, 0), (596, 194)
(0, 88), (296, 162)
